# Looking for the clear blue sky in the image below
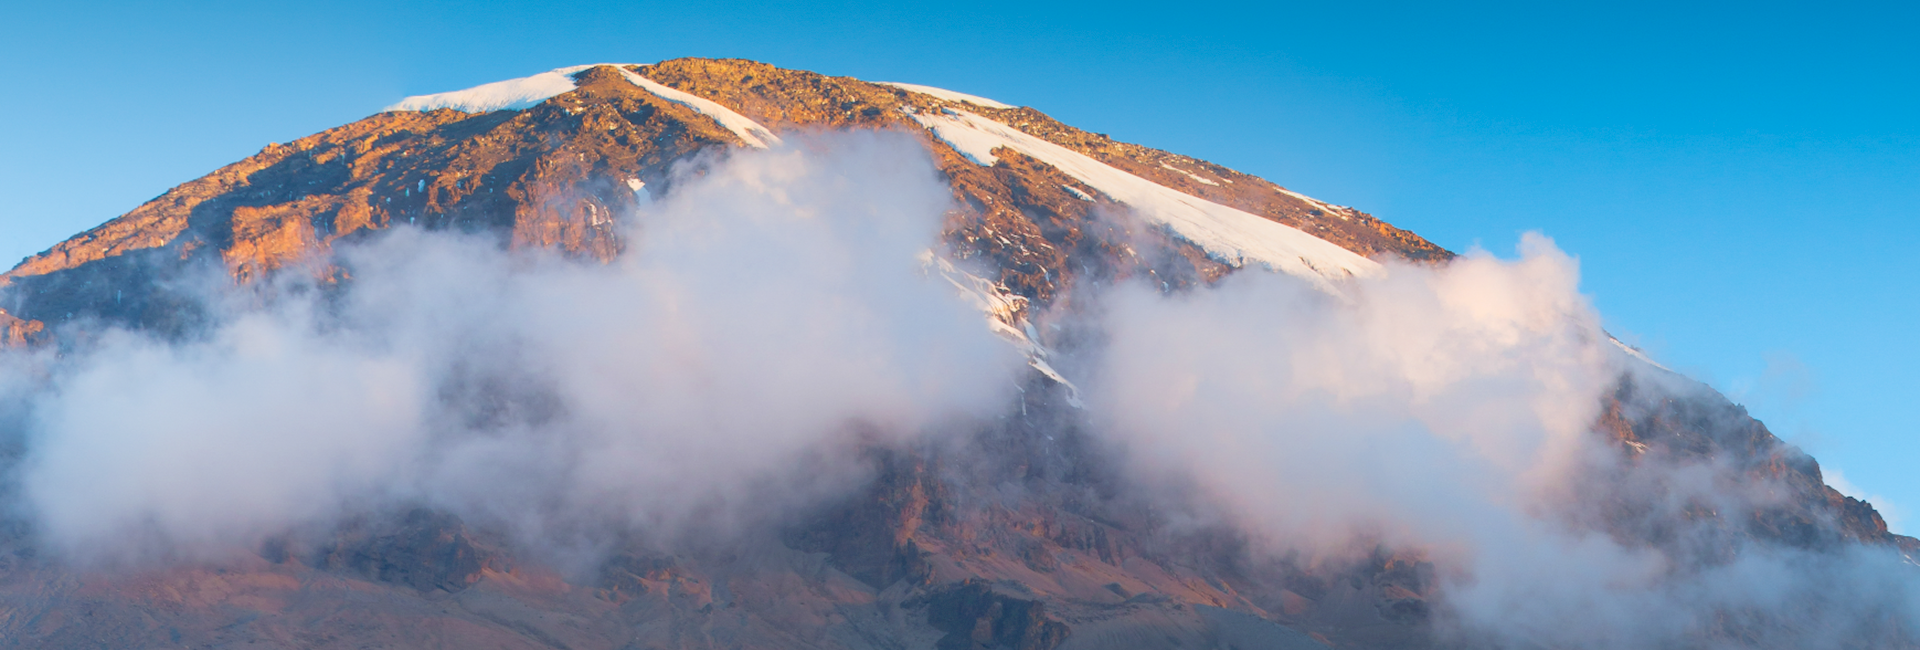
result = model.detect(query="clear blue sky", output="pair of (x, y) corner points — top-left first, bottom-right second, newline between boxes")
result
(4, 1), (1915, 529)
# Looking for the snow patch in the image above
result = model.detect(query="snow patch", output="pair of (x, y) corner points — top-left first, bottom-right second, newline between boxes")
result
(385, 65), (598, 113)
(1609, 336), (1671, 372)
(920, 112), (1016, 167)
(384, 64), (782, 150)
(1160, 162), (1220, 186)
(877, 82), (1014, 109)
(626, 178), (652, 206)
(1063, 185), (1095, 202)
(615, 68), (781, 149)
(908, 108), (1382, 289)
(1276, 186), (1355, 216)
(920, 250), (1082, 407)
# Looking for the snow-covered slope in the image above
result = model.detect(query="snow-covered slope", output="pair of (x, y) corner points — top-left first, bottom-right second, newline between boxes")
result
(907, 107), (1383, 290)
(921, 251), (1083, 407)
(384, 66), (1373, 288)
(384, 65), (597, 113)
(876, 82), (1013, 109)
(614, 68), (780, 148)
(386, 64), (779, 149)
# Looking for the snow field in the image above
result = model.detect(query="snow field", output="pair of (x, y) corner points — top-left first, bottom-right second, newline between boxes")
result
(907, 108), (1383, 290)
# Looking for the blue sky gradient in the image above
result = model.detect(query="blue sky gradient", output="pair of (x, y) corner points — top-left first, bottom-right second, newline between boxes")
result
(4, 1), (1915, 527)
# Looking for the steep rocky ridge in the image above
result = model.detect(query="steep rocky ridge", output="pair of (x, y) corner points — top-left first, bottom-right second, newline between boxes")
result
(1594, 373), (1919, 554)
(0, 59), (1909, 649)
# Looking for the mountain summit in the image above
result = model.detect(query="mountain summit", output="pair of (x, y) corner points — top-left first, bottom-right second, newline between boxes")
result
(1, 60), (1443, 327)
(0, 59), (1910, 650)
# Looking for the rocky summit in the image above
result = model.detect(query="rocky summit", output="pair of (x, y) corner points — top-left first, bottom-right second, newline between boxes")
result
(0, 59), (1911, 649)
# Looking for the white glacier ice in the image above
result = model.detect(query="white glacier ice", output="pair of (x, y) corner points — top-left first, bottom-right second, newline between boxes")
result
(385, 65), (597, 113)
(877, 82), (1014, 109)
(906, 108), (1382, 290)
(613, 68), (781, 149)
(385, 64), (781, 149)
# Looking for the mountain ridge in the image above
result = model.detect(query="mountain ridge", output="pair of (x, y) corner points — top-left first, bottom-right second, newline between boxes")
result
(1, 61), (1446, 291)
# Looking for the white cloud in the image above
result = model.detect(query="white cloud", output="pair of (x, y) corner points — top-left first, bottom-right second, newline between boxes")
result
(1081, 233), (1920, 648)
(16, 131), (1025, 564)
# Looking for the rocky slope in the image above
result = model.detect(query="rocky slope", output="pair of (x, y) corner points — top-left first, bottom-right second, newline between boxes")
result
(0, 61), (1443, 332)
(0, 59), (1910, 649)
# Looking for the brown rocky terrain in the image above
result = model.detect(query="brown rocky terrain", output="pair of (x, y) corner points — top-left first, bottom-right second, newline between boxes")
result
(0, 311), (39, 347)
(0, 59), (1910, 649)
(0, 60), (1444, 331)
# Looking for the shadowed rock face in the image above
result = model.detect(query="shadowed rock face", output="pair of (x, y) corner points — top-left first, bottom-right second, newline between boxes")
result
(920, 581), (1071, 650)
(0, 59), (1909, 649)
(1587, 374), (1920, 568)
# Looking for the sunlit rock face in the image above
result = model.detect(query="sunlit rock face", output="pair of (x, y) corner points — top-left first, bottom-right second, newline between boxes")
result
(0, 59), (1908, 650)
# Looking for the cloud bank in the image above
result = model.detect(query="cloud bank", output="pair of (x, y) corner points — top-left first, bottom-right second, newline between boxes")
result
(16, 131), (1025, 563)
(1084, 234), (1919, 648)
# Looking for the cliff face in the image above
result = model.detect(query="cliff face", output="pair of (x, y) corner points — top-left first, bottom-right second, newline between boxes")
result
(0, 59), (1908, 649)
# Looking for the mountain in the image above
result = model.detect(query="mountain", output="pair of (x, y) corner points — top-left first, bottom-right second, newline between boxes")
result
(0, 59), (1911, 650)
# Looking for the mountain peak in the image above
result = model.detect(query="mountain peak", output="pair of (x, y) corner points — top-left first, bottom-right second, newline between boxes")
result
(383, 63), (614, 113)
(0, 56), (1911, 650)
(4, 57), (1447, 326)
(874, 81), (1015, 109)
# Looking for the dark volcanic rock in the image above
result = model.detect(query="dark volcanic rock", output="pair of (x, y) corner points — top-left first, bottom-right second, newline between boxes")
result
(310, 509), (503, 593)
(920, 581), (1071, 650)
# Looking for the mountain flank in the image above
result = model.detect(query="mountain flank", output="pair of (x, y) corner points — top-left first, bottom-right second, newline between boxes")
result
(0, 58), (1910, 650)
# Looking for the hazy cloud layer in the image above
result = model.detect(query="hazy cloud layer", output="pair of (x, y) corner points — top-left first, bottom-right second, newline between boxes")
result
(1089, 234), (1613, 551)
(18, 131), (1025, 563)
(1084, 234), (1918, 648)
